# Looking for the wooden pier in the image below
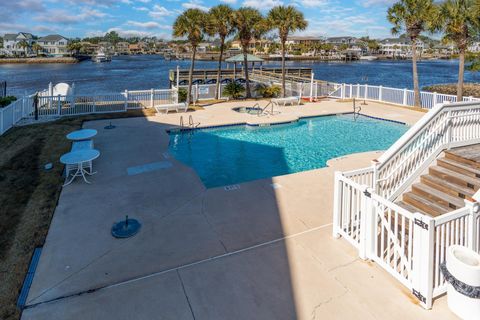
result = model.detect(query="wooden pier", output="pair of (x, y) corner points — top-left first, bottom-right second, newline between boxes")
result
(169, 67), (312, 86)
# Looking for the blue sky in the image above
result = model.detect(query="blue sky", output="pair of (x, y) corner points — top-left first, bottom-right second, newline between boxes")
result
(0, 0), (398, 39)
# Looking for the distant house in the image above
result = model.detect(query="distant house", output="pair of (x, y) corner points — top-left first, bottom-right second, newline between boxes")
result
(37, 34), (69, 56)
(3, 32), (35, 56)
(230, 39), (272, 54)
(285, 36), (323, 47)
(98, 41), (115, 53)
(115, 42), (130, 55)
(78, 41), (98, 55)
(326, 36), (359, 46)
(379, 38), (425, 56)
(129, 43), (143, 54)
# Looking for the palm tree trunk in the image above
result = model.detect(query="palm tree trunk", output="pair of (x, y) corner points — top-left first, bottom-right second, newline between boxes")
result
(281, 41), (286, 98)
(187, 47), (197, 105)
(243, 47), (251, 98)
(411, 41), (421, 107)
(215, 38), (225, 100)
(457, 49), (465, 102)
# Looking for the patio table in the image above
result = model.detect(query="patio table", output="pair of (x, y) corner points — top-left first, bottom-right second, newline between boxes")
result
(66, 129), (97, 141)
(60, 149), (100, 186)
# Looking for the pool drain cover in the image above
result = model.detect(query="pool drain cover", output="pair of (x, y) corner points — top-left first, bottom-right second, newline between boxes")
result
(111, 215), (141, 238)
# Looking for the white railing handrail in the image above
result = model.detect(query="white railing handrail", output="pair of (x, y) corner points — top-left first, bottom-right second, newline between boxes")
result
(377, 100), (480, 168)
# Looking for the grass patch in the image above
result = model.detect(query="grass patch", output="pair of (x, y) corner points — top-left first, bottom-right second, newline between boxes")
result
(0, 109), (155, 320)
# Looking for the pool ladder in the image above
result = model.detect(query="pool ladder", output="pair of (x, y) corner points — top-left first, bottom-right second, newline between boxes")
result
(353, 98), (361, 121)
(180, 115), (200, 128)
(254, 101), (275, 116)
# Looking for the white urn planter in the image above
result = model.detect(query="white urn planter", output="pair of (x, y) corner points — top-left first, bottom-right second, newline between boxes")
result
(443, 245), (480, 320)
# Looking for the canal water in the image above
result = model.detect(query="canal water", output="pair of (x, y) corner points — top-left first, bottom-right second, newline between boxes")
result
(0, 55), (478, 94)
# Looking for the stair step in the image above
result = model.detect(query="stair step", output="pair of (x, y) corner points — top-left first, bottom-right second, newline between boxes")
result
(445, 145), (480, 168)
(396, 201), (427, 215)
(403, 192), (449, 217)
(411, 183), (465, 209)
(421, 174), (475, 201)
(429, 165), (480, 191)
(438, 157), (480, 179)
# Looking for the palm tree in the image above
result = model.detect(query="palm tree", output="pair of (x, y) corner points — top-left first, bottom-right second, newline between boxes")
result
(17, 40), (29, 57)
(173, 9), (208, 105)
(438, 0), (480, 101)
(387, 0), (439, 107)
(207, 5), (235, 99)
(233, 7), (268, 98)
(32, 43), (42, 56)
(268, 6), (307, 97)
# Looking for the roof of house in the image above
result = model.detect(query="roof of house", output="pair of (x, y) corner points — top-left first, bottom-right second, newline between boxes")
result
(38, 34), (68, 42)
(327, 36), (357, 42)
(3, 34), (17, 41)
(225, 54), (264, 63)
(287, 36), (323, 41)
(17, 32), (33, 39)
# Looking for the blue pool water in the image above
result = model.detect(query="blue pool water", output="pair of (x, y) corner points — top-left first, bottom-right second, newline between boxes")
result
(168, 114), (408, 188)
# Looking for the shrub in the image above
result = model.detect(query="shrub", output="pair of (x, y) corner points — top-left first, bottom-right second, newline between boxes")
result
(0, 96), (17, 108)
(223, 82), (245, 99)
(255, 84), (281, 98)
(178, 88), (188, 103)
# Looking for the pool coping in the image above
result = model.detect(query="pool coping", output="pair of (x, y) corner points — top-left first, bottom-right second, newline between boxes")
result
(165, 112), (407, 134)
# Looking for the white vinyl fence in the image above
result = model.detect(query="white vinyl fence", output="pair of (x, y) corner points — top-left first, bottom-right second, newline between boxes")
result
(0, 88), (178, 135)
(330, 83), (480, 109)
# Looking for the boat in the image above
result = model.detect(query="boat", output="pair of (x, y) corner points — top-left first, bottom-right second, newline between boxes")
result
(359, 55), (378, 61)
(92, 50), (111, 63)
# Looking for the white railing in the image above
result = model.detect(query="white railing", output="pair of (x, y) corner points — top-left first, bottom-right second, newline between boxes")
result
(0, 88), (178, 135)
(333, 100), (480, 309)
(333, 171), (480, 309)
(332, 172), (365, 248)
(374, 101), (480, 200)
(333, 83), (480, 109)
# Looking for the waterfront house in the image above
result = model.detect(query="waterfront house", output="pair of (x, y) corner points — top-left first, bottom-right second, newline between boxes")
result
(379, 38), (425, 57)
(128, 44), (140, 54)
(98, 41), (115, 53)
(326, 36), (359, 46)
(37, 35), (69, 56)
(285, 36), (323, 47)
(3, 32), (35, 56)
(115, 42), (130, 55)
(78, 41), (98, 55)
(230, 39), (272, 55)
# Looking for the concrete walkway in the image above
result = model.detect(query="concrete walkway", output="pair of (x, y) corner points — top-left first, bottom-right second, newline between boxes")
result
(22, 100), (457, 319)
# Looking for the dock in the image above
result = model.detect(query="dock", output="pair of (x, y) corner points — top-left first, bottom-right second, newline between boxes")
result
(169, 67), (313, 86)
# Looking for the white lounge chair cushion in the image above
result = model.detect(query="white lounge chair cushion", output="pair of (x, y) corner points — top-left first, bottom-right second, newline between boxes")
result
(154, 103), (188, 114)
(271, 97), (301, 106)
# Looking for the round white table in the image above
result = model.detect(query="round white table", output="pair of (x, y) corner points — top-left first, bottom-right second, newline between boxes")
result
(66, 129), (97, 141)
(60, 149), (100, 186)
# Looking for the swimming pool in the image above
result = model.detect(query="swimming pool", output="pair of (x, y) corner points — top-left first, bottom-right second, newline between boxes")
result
(168, 114), (408, 188)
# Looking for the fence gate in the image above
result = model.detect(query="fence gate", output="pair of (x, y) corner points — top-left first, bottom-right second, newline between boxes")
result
(368, 193), (415, 290)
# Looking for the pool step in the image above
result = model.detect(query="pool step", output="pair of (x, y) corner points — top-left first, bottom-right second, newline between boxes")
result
(396, 145), (480, 217)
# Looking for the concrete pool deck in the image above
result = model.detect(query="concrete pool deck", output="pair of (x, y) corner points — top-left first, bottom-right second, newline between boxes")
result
(22, 99), (457, 319)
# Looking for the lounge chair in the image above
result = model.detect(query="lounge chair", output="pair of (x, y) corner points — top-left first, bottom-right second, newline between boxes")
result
(271, 96), (301, 107)
(154, 102), (188, 114)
